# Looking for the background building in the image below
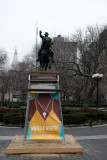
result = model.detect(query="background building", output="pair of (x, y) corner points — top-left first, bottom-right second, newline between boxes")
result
(11, 49), (19, 71)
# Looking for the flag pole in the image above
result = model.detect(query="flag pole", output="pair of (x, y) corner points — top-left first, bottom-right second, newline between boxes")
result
(36, 23), (38, 71)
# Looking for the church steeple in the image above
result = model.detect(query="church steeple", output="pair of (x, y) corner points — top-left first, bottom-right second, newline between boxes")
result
(11, 48), (19, 70)
(14, 48), (17, 54)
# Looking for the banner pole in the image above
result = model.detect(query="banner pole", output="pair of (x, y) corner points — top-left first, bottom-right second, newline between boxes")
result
(36, 23), (38, 71)
(57, 74), (66, 145)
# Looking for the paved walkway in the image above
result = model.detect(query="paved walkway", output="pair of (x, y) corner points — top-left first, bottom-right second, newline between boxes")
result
(0, 125), (107, 160)
(0, 134), (107, 140)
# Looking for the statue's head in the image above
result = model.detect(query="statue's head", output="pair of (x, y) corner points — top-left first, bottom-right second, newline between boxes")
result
(44, 32), (49, 37)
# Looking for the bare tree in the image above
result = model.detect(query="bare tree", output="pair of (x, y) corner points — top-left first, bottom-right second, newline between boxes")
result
(18, 71), (28, 102)
(52, 25), (107, 106)
(69, 25), (107, 106)
(22, 44), (41, 71)
(7, 70), (28, 102)
(0, 48), (8, 104)
(0, 71), (9, 103)
(0, 47), (8, 70)
(52, 35), (79, 101)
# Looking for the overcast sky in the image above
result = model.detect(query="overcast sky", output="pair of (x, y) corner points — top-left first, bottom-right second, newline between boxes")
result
(0, 0), (107, 64)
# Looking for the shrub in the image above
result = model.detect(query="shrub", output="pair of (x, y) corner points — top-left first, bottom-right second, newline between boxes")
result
(81, 107), (101, 113)
(62, 109), (72, 114)
(8, 103), (20, 108)
(62, 104), (83, 107)
(99, 104), (107, 107)
(2, 113), (24, 125)
(63, 113), (88, 125)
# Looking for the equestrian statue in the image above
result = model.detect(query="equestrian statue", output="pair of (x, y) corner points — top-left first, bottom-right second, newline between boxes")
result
(37, 31), (54, 71)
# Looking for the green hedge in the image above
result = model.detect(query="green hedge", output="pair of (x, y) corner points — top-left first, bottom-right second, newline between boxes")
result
(62, 109), (72, 114)
(62, 104), (83, 107)
(62, 103), (107, 108)
(0, 108), (25, 126)
(2, 113), (22, 125)
(63, 112), (107, 125)
(8, 102), (27, 108)
(63, 113), (88, 125)
(1, 102), (107, 108)
(0, 108), (107, 126)
(0, 113), (25, 126)
(0, 102), (27, 108)
(89, 113), (107, 121)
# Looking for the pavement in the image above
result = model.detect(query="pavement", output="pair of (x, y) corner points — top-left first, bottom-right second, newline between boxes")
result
(0, 124), (107, 160)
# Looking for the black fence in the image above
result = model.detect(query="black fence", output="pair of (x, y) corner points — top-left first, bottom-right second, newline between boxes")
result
(0, 111), (107, 128)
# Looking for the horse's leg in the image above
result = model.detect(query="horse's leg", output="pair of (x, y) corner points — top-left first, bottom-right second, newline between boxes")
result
(42, 59), (45, 71)
(43, 55), (48, 71)
(40, 60), (43, 71)
(44, 58), (46, 71)
(40, 66), (42, 71)
(48, 56), (52, 69)
(45, 63), (47, 71)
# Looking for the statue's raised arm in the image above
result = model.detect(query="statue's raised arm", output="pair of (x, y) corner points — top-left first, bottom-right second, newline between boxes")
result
(39, 31), (44, 39)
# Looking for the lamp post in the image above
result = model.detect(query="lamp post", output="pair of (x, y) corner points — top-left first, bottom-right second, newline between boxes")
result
(92, 73), (103, 109)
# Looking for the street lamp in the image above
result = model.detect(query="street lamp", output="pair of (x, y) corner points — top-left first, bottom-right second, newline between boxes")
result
(92, 73), (103, 109)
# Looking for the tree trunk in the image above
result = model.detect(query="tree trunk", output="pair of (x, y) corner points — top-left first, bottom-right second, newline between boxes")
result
(83, 80), (96, 107)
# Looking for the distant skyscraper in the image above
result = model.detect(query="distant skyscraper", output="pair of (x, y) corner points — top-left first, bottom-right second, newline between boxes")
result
(11, 49), (19, 70)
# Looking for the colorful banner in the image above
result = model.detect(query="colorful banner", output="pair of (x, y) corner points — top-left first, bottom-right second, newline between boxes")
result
(27, 93), (64, 140)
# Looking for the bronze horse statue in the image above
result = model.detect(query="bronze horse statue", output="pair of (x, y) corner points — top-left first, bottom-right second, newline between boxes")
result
(37, 31), (54, 71)
(40, 37), (52, 71)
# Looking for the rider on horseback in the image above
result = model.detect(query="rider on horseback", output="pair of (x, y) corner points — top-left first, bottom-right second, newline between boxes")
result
(37, 31), (54, 63)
